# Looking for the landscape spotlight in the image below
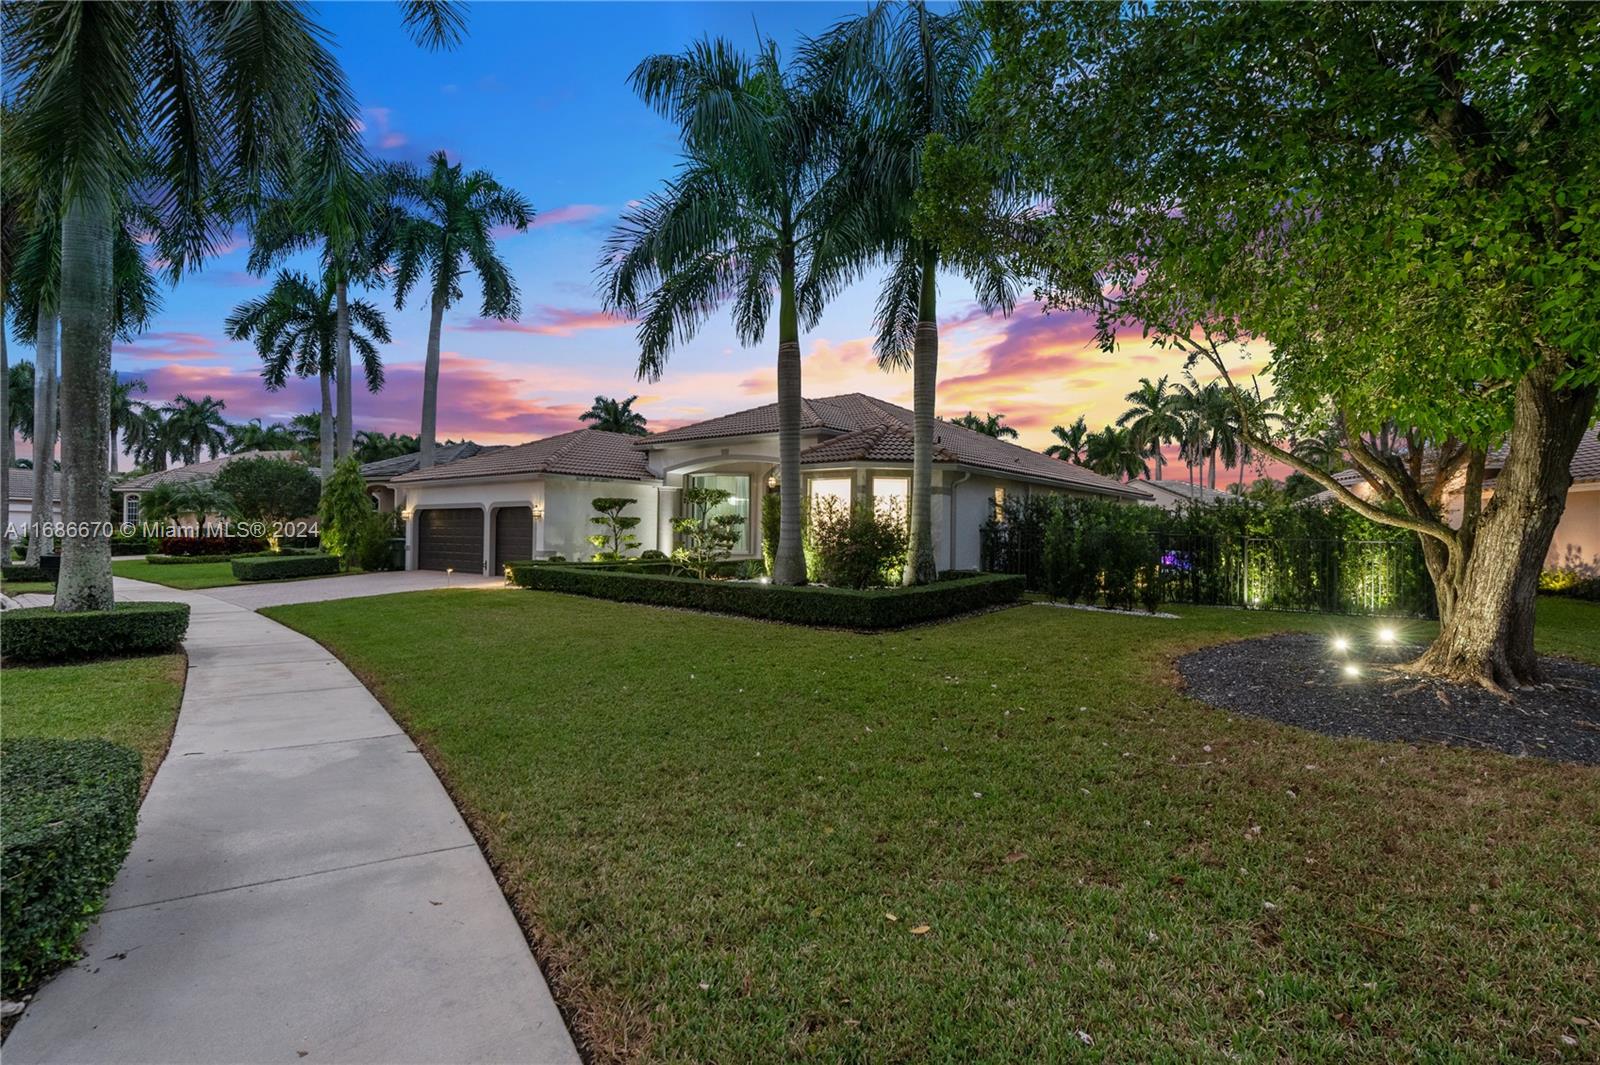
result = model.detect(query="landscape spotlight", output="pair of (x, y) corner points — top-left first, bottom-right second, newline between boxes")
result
(1377, 626), (1396, 644)
(1343, 663), (1361, 678)
(1331, 636), (1350, 653)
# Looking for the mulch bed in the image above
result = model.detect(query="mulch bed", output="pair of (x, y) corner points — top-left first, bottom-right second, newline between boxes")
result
(1177, 633), (1600, 765)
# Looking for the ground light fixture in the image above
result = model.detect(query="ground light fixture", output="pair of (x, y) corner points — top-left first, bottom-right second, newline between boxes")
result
(1343, 663), (1361, 678)
(1331, 636), (1350, 653)
(1377, 626), (1397, 644)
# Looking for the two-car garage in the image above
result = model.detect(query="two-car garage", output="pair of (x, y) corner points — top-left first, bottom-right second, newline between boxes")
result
(414, 506), (535, 573)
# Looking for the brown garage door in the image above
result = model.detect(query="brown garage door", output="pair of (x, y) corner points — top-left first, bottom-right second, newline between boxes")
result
(417, 508), (482, 572)
(493, 506), (534, 571)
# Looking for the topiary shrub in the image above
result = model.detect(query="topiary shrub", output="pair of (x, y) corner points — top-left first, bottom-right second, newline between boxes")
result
(1, 738), (141, 997)
(640, 549), (667, 561)
(587, 497), (642, 560)
(230, 553), (342, 581)
(1, 601), (191, 664)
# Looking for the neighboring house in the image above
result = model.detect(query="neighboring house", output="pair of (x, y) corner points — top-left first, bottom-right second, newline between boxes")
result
(113, 450), (304, 526)
(1136, 480), (1233, 510)
(1305, 432), (1600, 575)
(388, 392), (1150, 574)
(5, 485), (64, 528)
(360, 441), (497, 514)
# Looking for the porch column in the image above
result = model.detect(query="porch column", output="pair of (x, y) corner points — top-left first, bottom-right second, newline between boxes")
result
(657, 485), (681, 555)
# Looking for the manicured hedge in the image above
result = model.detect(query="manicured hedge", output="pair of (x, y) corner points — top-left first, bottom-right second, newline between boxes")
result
(507, 563), (1024, 629)
(230, 552), (341, 581)
(158, 535), (266, 557)
(1, 563), (50, 583)
(1, 601), (191, 664)
(1, 738), (141, 997)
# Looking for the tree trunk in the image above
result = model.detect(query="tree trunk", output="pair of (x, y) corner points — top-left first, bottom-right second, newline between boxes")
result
(904, 246), (940, 586)
(318, 368), (334, 481)
(419, 291), (444, 469)
(1208, 450), (1217, 489)
(55, 194), (116, 612)
(109, 407), (119, 475)
(771, 247), (805, 585)
(26, 307), (57, 565)
(335, 278), (353, 462)
(1, 302), (10, 560)
(1410, 362), (1597, 690)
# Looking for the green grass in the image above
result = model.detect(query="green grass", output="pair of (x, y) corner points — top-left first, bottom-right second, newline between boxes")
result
(265, 591), (1600, 1062)
(0, 580), (55, 595)
(112, 557), (361, 590)
(1534, 595), (1600, 664)
(2, 654), (186, 791)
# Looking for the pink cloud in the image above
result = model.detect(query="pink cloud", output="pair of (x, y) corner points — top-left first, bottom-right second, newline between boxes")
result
(531, 203), (605, 229)
(456, 306), (631, 337)
(114, 332), (238, 363)
(361, 107), (408, 151)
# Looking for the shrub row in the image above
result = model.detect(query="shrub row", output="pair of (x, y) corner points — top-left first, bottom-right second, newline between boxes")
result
(1, 739), (142, 997)
(1, 601), (191, 664)
(1539, 569), (1600, 601)
(508, 563), (1023, 629)
(230, 553), (342, 581)
(2, 563), (50, 583)
(158, 535), (266, 557)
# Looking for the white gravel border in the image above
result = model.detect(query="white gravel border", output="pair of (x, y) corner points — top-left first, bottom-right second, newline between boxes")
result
(1032, 601), (1179, 619)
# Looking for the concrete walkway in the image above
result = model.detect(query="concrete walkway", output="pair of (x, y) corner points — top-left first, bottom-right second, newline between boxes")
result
(5, 578), (578, 1065)
(205, 569), (503, 610)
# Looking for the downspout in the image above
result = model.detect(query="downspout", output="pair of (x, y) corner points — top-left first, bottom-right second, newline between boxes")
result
(947, 469), (972, 572)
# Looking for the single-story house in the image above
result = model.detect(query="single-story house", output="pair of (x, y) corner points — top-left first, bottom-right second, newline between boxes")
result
(360, 441), (496, 513)
(1136, 480), (1233, 510)
(113, 450), (303, 526)
(1306, 432), (1600, 575)
(386, 392), (1150, 574)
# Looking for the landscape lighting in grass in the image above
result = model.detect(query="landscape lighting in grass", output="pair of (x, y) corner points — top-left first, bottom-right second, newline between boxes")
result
(1343, 663), (1361, 678)
(1377, 626), (1397, 644)
(1331, 636), (1350, 653)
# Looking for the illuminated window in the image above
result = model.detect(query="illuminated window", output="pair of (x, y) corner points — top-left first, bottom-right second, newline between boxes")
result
(872, 477), (908, 521)
(688, 473), (750, 552)
(809, 476), (852, 514)
(993, 486), (1006, 521)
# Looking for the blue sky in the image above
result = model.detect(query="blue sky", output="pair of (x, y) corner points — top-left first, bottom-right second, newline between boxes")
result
(29, 2), (1239, 459)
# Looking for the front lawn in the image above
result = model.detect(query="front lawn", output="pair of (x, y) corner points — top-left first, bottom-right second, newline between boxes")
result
(112, 557), (359, 590)
(0, 580), (54, 595)
(2, 654), (186, 791)
(266, 592), (1599, 1062)
(1534, 595), (1600, 664)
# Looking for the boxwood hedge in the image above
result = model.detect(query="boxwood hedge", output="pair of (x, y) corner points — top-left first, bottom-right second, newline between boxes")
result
(507, 563), (1024, 629)
(1, 739), (141, 997)
(230, 552), (342, 581)
(1, 601), (191, 664)
(1, 563), (50, 583)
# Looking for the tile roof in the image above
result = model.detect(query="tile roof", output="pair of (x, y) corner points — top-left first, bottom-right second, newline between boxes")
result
(391, 428), (653, 484)
(360, 441), (492, 482)
(656, 392), (1149, 499)
(1137, 480), (1234, 504)
(116, 451), (302, 492)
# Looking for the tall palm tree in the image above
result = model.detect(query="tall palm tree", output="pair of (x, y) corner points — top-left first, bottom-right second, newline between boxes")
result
(817, 2), (1020, 584)
(353, 429), (417, 463)
(1044, 415), (1088, 464)
(580, 395), (649, 436)
(127, 401), (170, 472)
(3, 1), (462, 611)
(287, 412), (326, 466)
(226, 270), (390, 479)
(952, 411), (1018, 439)
(107, 374), (146, 475)
(599, 38), (868, 585)
(162, 395), (231, 465)
(228, 418), (300, 454)
(1116, 375), (1183, 480)
(1084, 425), (1148, 482)
(389, 152), (532, 469)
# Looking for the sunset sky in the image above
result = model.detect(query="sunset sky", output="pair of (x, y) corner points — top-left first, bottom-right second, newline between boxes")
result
(25, 2), (1267, 471)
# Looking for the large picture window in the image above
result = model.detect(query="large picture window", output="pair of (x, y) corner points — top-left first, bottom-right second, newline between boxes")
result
(809, 476), (852, 511)
(871, 477), (908, 522)
(688, 473), (751, 553)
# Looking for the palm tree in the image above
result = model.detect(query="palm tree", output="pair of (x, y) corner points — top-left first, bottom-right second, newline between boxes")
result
(353, 430), (417, 463)
(4, 1), (463, 611)
(107, 374), (147, 475)
(229, 418), (300, 454)
(226, 270), (390, 479)
(127, 402), (170, 472)
(389, 152), (532, 469)
(599, 38), (868, 585)
(1044, 416), (1088, 464)
(163, 395), (231, 465)
(952, 411), (1018, 439)
(580, 395), (649, 436)
(288, 412), (326, 466)
(1084, 425), (1147, 482)
(1116, 375), (1183, 480)
(817, 2), (1020, 584)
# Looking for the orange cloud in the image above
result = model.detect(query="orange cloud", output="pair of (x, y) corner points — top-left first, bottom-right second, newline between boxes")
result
(455, 306), (632, 336)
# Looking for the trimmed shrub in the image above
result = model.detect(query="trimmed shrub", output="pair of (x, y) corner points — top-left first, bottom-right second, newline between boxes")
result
(507, 563), (1023, 629)
(159, 534), (266, 557)
(1, 601), (191, 664)
(1540, 570), (1600, 601)
(640, 549), (667, 561)
(230, 553), (342, 581)
(110, 533), (149, 556)
(2, 563), (50, 584)
(1, 739), (141, 997)
(354, 512), (402, 572)
(808, 497), (908, 589)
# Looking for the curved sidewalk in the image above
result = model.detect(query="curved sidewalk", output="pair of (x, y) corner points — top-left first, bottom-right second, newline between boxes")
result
(6, 578), (578, 1065)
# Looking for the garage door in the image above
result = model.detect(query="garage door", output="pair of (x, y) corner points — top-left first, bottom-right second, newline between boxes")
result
(417, 508), (483, 572)
(493, 506), (534, 571)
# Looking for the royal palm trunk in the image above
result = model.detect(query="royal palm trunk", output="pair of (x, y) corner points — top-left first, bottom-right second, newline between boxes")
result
(26, 307), (57, 566)
(771, 248), (805, 585)
(419, 290), (445, 469)
(904, 246), (940, 586)
(1, 308), (9, 558)
(318, 368), (334, 481)
(335, 278), (353, 463)
(54, 195), (116, 612)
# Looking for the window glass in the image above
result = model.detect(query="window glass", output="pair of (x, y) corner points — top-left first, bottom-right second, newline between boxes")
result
(125, 495), (140, 523)
(688, 474), (750, 552)
(809, 476), (852, 512)
(993, 486), (1006, 521)
(872, 477), (908, 521)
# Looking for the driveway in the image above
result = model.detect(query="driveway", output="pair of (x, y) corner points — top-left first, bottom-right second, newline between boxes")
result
(4, 578), (577, 1064)
(205, 568), (504, 609)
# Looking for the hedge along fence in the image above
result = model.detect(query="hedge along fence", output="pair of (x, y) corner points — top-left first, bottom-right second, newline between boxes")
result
(1, 738), (142, 997)
(231, 553), (342, 581)
(981, 495), (1436, 618)
(508, 562), (1024, 629)
(1, 601), (192, 664)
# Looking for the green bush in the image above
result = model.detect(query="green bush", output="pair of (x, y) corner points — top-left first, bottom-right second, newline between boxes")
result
(317, 456), (370, 568)
(230, 553), (342, 581)
(761, 489), (780, 575)
(354, 511), (402, 572)
(507, 563), (1023, 629)
(808, 497), (908, 589)
(640, 549), (667, 561)
(1540, 569), (1600, 600)
(2, 563), (50, 584)
(1, 739), (141, 997)
(1, 601), (191, 663)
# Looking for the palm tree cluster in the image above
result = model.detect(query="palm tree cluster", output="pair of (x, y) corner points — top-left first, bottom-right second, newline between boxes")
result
(580, 395), (649, 436)
(600, 2), (1016, 585)
(951, 411), (1018, 439)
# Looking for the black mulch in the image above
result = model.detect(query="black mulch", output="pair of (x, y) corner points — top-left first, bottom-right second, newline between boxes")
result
(1177, 633), (1600, 765)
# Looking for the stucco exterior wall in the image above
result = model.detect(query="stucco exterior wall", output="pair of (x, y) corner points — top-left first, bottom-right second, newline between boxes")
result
(540, 478), (661, 560)
(1548, 485), (1600, 574)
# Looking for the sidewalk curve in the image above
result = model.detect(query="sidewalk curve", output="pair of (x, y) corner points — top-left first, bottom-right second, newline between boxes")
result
(4, 578), (579, 1065)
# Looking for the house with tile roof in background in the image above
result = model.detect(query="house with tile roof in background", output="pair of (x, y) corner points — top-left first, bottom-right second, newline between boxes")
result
(113, 450), (304, 527)
(382, 393), (1150, 575)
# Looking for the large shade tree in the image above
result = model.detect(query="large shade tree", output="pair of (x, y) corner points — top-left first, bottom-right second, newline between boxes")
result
(599, 38), (870, 585)
(388, 152), (533, 469)
(968, 2), (1600, 690)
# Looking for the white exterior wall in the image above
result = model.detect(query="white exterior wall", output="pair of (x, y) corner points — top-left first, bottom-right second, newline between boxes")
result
(1548, 484), (1600, 574)
(539, 478), (661, 561)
